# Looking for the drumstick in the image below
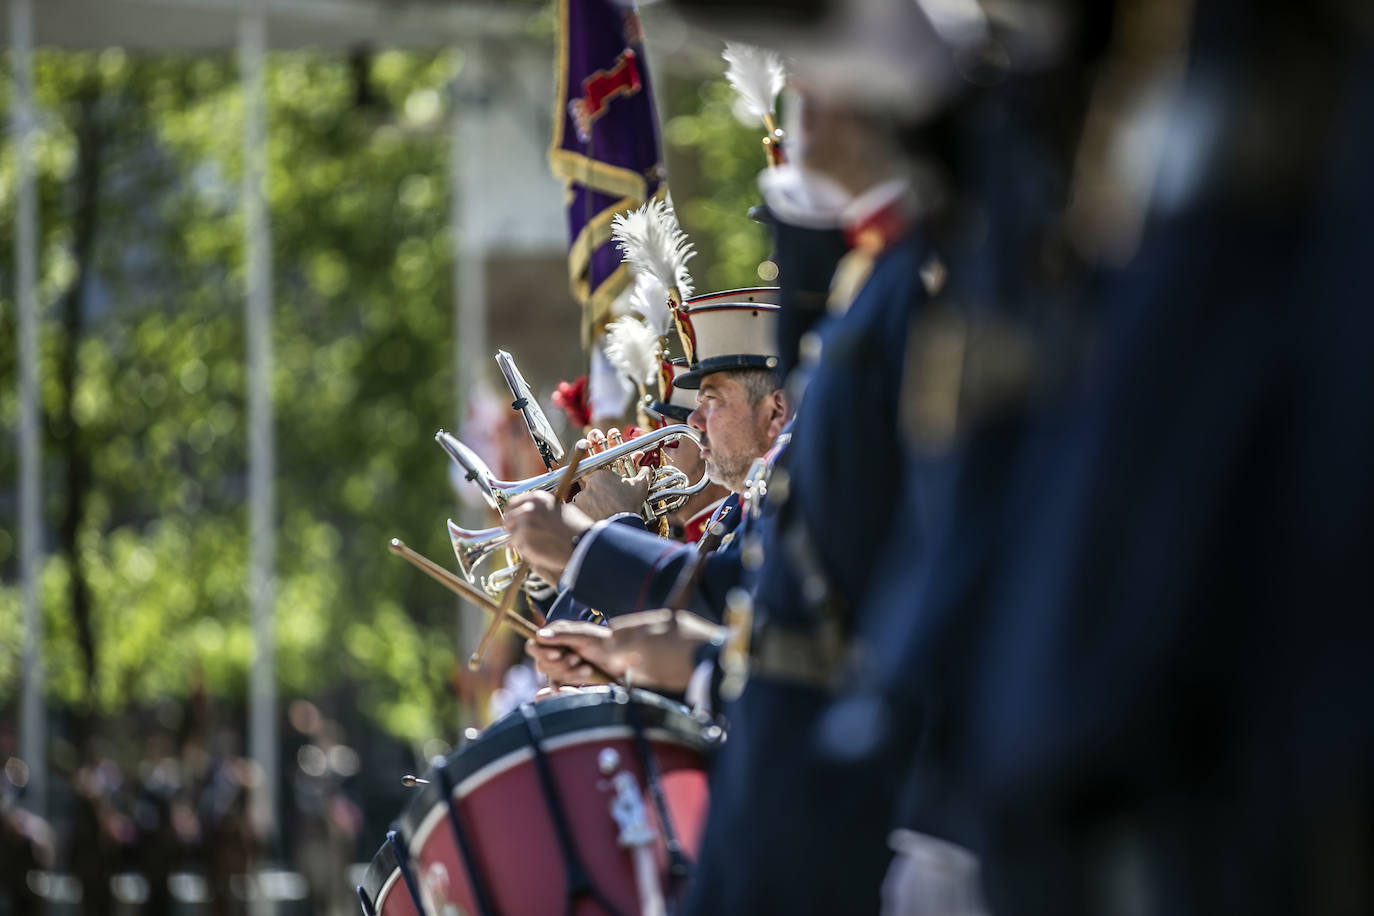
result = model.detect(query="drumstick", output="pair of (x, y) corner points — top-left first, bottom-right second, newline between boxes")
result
(524, 591), (548, 628)
(468, 444), (586, 670)
(388, 538), (537, 638)
(664, 503), (734, 610)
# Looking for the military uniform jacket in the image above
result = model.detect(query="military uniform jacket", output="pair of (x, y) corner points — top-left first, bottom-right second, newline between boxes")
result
(753, 227), (928, 629)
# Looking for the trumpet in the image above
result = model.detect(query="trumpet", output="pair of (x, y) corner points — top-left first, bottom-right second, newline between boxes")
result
(446, 457), (700, 580)
(448, 518), (509, 580)
(436, 424), (710, 515)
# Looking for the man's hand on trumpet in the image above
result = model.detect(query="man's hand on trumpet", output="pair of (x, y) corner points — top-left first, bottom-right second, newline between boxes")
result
(572, 427), (653, 521)
(574, 466), (653, 521)
(526, 609), (726, 693)
(503, 427), (654, 580)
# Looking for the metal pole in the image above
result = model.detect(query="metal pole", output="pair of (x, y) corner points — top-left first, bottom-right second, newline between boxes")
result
(11, 0), (45, 819)
(239, 1), (278, 858)
(450, 47), (489, 660)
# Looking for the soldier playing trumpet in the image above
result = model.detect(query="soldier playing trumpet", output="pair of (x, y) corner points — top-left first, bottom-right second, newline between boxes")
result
(504, 289), (789, 627)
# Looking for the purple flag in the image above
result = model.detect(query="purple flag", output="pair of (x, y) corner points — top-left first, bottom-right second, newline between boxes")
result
(550, 0), (666, 344)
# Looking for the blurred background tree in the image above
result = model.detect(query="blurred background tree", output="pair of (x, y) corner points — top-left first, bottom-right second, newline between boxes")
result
(661, 65), (775, 291)
(0, 50), (468, 763)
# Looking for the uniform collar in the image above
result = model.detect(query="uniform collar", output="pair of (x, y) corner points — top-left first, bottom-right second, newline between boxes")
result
(682, 496), (728, 544)
(763, 430), (792, 466)
(842, 179), (916, 253)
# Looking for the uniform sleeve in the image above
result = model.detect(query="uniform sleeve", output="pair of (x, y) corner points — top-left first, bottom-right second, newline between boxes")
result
(544, 587), (591, 623)
(558, 512), (646, 591)
(564, 521), (743, 622)
(564, 521), (692, 617)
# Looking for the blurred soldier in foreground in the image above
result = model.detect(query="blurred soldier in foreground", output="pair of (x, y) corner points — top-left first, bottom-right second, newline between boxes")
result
(919, 2), (1374, 913)
(818, 1), (1374, 915)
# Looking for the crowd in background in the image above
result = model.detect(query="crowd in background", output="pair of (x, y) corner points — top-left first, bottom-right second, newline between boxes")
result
(0, 691), (393, 916)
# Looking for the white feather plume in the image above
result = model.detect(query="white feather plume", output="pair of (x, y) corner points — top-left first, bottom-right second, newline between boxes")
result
(608, 282), (637, 319)
(611, 198), (695, 303)
(722, 41), (786, 120)
(603, 315), (662, 389)
(628, 273), (672, 339)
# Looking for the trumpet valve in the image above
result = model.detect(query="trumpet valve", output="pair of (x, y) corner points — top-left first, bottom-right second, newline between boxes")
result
(481, 563), (549, 599)
(644, 465), (692, 517)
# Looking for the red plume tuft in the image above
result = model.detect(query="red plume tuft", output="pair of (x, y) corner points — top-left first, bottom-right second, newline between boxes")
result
(552, 375), (592, 429)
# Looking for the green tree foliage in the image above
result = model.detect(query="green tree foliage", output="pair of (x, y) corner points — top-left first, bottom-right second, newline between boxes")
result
(660, 62), (774, 292)
(0, 49), (465, 745)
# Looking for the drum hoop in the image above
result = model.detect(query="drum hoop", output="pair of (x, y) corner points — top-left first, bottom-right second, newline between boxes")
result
(360, 837), (400, 903)
(374, 869), (402, 910)
(407, 725), (699, 853)
(361, 829), (426, 915)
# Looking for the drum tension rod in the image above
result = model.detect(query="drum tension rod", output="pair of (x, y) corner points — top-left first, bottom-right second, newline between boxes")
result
(388, 828), (427, 916)
(518, 703), (630, 916)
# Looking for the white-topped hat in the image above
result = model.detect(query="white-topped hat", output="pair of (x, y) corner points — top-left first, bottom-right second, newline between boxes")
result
(672, 287), (781, 389)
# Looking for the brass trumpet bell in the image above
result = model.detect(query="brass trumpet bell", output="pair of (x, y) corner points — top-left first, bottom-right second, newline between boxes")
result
(446, 519), (510, 579)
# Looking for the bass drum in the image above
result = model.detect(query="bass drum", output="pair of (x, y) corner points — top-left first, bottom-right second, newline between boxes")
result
(398, 686), (720, 915)
(358, 831), (425, 916)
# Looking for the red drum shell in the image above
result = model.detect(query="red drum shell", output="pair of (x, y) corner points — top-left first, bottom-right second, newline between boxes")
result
(399, 688), (716, 916)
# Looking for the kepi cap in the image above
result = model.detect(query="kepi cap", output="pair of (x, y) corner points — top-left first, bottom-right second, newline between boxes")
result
(672, 287), (781, 389)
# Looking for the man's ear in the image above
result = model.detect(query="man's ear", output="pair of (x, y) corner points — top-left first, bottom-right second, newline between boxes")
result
(764, 389), (788, 439)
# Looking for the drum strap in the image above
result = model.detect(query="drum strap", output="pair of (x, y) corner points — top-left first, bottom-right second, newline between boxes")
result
(434, 757), (501, 916)
(625, 695), (693, 892)
(518, 703), (629, 916)
(387, 828), (428, 916)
